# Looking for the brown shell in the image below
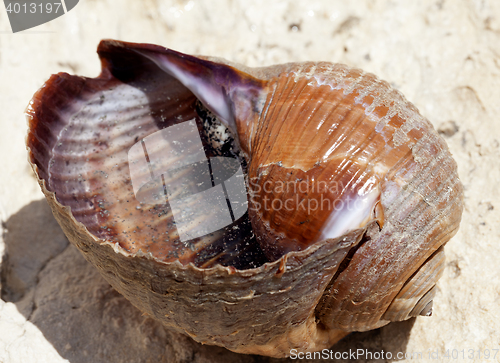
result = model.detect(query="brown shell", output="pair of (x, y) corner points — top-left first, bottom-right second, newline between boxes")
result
(26, 40), (463, 357)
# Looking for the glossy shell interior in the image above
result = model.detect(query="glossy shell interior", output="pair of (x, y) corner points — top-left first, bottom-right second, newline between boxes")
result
(26, 40), (464, 357)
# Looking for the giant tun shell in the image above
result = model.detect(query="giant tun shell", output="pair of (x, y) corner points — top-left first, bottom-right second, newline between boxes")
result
(26, 40), (463, 357)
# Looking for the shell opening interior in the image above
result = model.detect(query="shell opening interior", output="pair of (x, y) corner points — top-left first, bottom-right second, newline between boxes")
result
(26, 41), (381, 271)
(191, 101), (268, 269)
(133, 48), (236, 130)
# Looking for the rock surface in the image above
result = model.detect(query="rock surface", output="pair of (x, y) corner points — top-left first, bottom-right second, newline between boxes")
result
(1, 1), (499, 362)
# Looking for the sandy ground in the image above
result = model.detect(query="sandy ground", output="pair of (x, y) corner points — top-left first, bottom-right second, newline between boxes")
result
(1, 1), (499, 362)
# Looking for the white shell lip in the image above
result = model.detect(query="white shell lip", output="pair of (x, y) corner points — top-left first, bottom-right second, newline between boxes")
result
(28, 40), (374, 269)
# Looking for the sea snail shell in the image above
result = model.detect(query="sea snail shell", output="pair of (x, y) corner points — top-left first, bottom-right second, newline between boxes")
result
(26, 40), (463, 358)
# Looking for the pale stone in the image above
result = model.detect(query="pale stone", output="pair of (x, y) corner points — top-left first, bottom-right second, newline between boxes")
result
(0, 300), (67, 363)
